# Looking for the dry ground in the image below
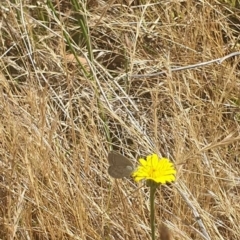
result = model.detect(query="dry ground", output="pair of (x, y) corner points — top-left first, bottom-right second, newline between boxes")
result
(0, 0), (240, 239)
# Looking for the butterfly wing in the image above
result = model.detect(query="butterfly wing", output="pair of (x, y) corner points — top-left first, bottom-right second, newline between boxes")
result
(108, 151), (134, 178)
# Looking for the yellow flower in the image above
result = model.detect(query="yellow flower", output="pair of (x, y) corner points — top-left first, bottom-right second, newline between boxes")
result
(132, 154), (176, 184)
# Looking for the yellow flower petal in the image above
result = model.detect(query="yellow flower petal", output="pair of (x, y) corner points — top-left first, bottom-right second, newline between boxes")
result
(132, 154), (176, 184)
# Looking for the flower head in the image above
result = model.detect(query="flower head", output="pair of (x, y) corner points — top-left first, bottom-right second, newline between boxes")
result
(132, 154), (176, 184)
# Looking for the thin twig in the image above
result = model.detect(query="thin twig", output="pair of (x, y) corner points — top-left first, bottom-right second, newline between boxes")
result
(129, 52), (240, 78)
(175, 182), (211, 240)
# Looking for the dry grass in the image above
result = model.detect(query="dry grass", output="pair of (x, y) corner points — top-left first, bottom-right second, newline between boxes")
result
(0, 0), (240, 239)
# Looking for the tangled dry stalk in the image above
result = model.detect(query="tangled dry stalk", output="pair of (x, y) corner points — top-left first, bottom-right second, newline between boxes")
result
(0, 0), (240, 239)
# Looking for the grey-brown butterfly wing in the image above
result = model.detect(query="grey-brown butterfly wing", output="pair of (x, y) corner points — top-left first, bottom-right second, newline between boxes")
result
(108, 151), (134, 178)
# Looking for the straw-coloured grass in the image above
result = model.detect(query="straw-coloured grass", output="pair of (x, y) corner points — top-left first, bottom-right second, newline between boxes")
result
(0, 0), (240, 239)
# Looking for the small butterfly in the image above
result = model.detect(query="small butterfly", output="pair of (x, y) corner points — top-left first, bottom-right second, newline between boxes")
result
(108, 151), (134, 178)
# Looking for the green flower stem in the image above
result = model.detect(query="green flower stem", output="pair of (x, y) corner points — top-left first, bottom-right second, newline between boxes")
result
(150, 182), (157, 240)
